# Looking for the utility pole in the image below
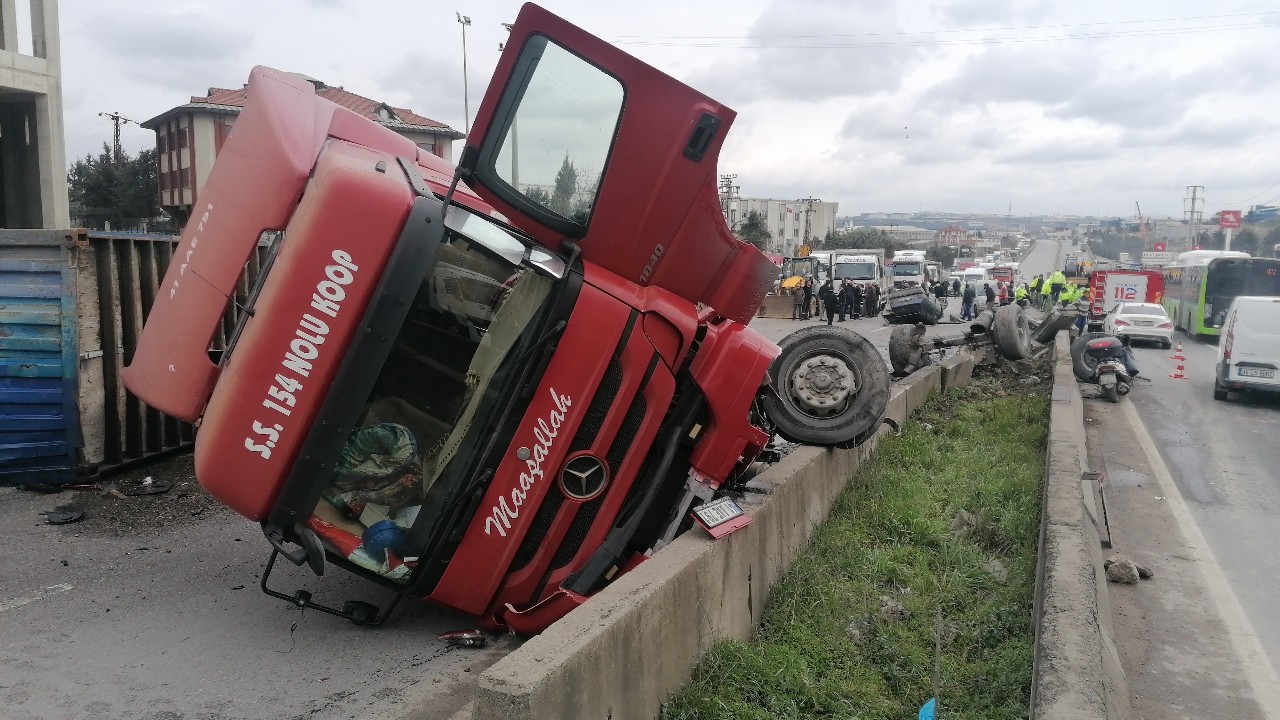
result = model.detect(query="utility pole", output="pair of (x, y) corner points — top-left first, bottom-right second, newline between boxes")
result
(98, 111), (137, 230)
(1184, 186), (1204, 251)
(800, 196), (821, 247)
(500, 22), (518, 187)
(718, 173), (740, 232)
(97, 111), (136, 165)
(456, 13), (472, 134)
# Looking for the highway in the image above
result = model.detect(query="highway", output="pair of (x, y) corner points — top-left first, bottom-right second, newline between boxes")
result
(1047, 242), (1280, 717)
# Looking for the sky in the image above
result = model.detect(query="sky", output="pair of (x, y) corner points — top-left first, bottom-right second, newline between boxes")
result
(54, 0), (1280, 220)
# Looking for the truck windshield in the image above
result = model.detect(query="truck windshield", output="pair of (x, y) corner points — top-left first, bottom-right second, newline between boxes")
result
(312, 207), (563, 582)
(894, 263), (923, 277)
(835, 262), (877, 280)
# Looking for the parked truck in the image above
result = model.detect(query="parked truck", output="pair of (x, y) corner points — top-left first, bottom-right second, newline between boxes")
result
(119, 6), (890, 634)
(1086, 269), (1166, 331)
(888, 250), (928, 289)
(830, 249), (889, 299)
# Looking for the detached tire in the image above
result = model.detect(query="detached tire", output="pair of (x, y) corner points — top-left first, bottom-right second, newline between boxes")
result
(889, 323), (929, 375)
(1070, 332), (1109, 382)
(992, 304), (1032, 360)
(763, 326), (890, 448)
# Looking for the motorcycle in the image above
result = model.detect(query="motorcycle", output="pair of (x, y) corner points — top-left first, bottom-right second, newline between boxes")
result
(1071, 333), (1139, 403)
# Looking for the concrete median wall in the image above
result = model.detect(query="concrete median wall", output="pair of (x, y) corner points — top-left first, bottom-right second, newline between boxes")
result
(1029, 335), (1132, 720)
(468, 336), (1123, 720)
(473, 366), (947, 720)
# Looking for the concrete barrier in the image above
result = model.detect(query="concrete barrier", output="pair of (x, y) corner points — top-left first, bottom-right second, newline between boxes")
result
(465, 336), (1121, 720)
(473, 367), (943, 720)
(939, 350), (976, 390)
(1029, 334), (1132, 720)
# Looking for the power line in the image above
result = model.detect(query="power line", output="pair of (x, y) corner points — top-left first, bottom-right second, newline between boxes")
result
(612, 17), (1280, 49)
(611, 10), (1279, 41)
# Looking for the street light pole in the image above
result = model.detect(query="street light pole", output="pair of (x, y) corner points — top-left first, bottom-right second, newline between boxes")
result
(501, 22), (519, 189)
(456, 13), (472, 134)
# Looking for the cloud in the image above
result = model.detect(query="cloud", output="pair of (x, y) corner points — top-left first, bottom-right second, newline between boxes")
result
(77, 11), (254, 94)
(684, 1), (931, 104)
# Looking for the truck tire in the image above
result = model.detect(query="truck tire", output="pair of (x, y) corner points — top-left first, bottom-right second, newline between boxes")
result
(889, 323), (929, 375)
(1070, 332), (1109, 382)
(992, 305), (1032, 360)
(763, 326), (890, 448)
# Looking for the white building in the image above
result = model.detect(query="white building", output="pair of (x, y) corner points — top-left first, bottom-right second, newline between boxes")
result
(720, 196), (838, 255)
(0, 0), (68, 228)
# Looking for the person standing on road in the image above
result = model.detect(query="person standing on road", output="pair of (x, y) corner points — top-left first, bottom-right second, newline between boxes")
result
(863, 283), (878, 318)
(818, 281), (838, 325)
(1014, 283), (1029, 306)
(848, 281), (863, 320)
(801, 278), (813, 320)
(951, 278), (961, 297)
(996, 281), (1009, 306)
(983, 282), (996, 308)
(1048, 270), (1067, 303)
(961, 283), (977, 320)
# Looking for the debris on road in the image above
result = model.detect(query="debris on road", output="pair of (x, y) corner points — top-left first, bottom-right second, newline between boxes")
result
(1104, 554), (1142, 585)
(439, 629), (487, 649)
(41, 504), (85, 525)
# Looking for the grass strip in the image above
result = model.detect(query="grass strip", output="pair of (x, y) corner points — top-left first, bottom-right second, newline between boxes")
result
(664, 372), (1049, 720)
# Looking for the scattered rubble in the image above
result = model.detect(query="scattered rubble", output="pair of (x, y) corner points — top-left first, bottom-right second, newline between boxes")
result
(1104, 554), (1144, 585)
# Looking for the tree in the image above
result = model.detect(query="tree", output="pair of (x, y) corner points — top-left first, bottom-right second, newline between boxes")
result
(927, 245), (957, 267)
(68, 143), (160, 229)
(551, 155), (577, 217)
(1232, 228), (1259, 256)
(735, 210), (771, 250)
(1264, 226), (1280, 257)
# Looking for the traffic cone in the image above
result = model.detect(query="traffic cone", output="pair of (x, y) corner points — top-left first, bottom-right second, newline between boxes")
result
(1170, 341), (1184, 361)
(1170, 357), (1187, 379)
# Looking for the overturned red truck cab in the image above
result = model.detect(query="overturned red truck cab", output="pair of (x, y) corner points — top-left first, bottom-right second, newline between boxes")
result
(122, 4), (889, 633)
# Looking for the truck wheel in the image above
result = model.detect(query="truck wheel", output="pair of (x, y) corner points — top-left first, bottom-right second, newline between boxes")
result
(992, 305), (1032, 360)
(1070, 332), (1109, 382)
(889, 323), (929, 375)
(763, 326), (890, 448)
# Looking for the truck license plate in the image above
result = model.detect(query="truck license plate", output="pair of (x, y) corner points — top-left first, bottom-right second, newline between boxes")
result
(692, 496), (752, 539)
(1238, 367), (1276, 379)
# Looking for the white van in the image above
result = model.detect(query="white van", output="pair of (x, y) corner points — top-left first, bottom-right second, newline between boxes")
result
(1214, 296), (1280, 401)
(961, 267), (988, 286)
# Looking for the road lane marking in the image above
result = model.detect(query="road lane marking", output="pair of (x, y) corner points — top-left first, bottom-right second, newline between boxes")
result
(1122, 399), (1280, 717)
(0, 583), (73, 613)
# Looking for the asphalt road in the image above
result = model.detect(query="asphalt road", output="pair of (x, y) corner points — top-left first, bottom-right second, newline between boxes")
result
(1055, 241), (1280, 714)
(1125, 334), (1280, 681)
(0, 456), (517, 720)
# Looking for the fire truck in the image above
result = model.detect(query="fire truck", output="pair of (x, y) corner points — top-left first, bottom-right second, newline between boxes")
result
(121, 5), (889, 634)
(1086, 269), (1165, 332)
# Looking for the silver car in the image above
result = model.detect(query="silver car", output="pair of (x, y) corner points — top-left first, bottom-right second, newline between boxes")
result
(1104, 302), (1174, 348)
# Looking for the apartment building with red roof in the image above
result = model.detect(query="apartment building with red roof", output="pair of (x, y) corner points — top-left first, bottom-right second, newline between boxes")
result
(141, 75), (464, 222)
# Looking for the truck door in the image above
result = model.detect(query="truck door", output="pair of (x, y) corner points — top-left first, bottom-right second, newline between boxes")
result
(458, 4), (774, 322)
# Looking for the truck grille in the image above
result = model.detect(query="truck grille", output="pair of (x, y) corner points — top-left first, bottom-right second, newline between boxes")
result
(508, 359), (623, 571)
(549, 390), (647, 570)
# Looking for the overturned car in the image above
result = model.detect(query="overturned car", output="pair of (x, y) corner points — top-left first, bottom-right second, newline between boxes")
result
(122, 4), (889, 634)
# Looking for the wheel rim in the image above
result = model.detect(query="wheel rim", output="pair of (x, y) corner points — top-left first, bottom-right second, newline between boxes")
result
(786, 350), (861, 419)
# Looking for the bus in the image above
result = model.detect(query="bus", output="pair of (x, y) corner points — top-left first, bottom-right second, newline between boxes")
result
(1162, 251), (1280, 336)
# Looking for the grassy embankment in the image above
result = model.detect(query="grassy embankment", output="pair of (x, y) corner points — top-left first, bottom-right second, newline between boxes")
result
(665, 368), (1050, 720)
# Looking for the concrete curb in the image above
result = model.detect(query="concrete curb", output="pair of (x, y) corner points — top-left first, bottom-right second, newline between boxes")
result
(472, 364), (953, 720)
(1029, 334), (1132, 720)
